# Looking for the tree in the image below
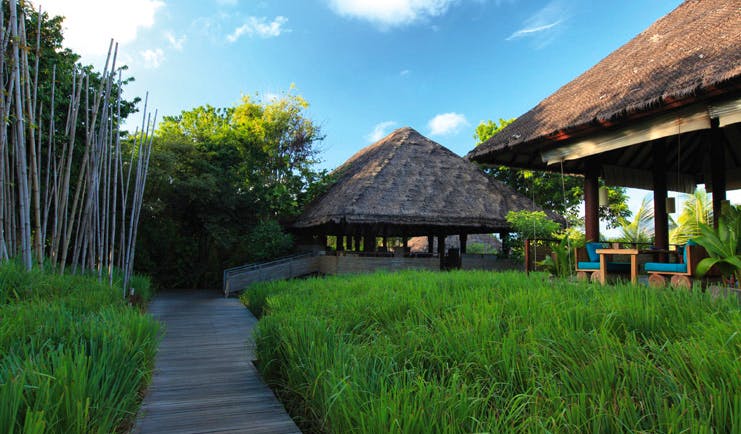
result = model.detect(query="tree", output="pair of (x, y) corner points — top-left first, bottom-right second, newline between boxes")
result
(474, 119), (630, 228)
(616, 196), (654, 243)
(669, 189), (712, 245)
(137, 93), (327, 288)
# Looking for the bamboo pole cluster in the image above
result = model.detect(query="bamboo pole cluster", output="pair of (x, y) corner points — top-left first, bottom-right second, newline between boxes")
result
(0, 0), (156, 295)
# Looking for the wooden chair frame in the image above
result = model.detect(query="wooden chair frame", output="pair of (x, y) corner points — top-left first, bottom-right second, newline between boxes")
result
(645, 245), (708, 289)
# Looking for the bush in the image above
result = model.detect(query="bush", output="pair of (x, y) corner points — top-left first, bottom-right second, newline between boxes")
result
(244, 271), (740, 433)
(0, 262), (159, 433)
(247, 220), (294, 262)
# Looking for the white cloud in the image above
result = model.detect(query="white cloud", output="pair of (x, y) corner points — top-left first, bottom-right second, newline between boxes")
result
(42, 0), (164, 58)
(164, 32), (187, 51)
(141, 48), (164, 68)
(400, 69), (411, 77)
(428, 113), (468, 136)
(366, 121), (397, 142)
(227, 16), (289, 42)
(328, 0), (457, 28)
(506, 0), (569, 48)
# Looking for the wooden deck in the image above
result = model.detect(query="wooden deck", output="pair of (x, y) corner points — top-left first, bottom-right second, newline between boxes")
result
(133, 290), (301, 434)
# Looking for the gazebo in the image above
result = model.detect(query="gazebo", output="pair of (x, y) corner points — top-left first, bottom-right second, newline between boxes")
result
(293, 127), (547, 268)
(468, 0), (740, 252)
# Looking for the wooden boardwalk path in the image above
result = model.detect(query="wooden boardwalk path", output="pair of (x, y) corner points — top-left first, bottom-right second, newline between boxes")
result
(133, 290), (301, 434)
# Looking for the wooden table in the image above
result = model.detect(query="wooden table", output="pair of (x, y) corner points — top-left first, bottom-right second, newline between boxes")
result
(595, 248), (639, 285)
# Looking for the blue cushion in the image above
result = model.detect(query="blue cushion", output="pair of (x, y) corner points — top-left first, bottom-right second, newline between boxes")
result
(577, 261), (630, 272)
(577, 261), (600, 270)
(585, 242), (607, 262)
(645, 262), (687, 273)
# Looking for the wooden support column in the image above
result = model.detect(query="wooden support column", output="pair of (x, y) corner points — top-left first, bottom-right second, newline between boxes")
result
(584, 163), (600, 242)
(710, 120), (727, 227)
(344, 235), (351, 251)
(459, 233), (467, 254)
(402, 236), (408, 248)
(427, 235), (434, 253)
(438, 234), (446, 270)
(363, 228), (373, 252)
(336, 234), (344, 251)
(352, 234), (359, 251)
(382, 236), (388, 249)
(653, 140), (669, 253)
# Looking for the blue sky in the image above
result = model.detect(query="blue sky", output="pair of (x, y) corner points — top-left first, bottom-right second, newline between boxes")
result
(45, 0), (740, 223)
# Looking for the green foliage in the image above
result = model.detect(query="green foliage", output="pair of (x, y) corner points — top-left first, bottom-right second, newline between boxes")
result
(247, 220), (294, 262)
(137, 92), (327, 287)
(243, 271), (741, 433)
(506, 210), (559, 239)
(670, 189), (713, 245)
(465, 242), (496, 254)
(616, 196), (654, 244)
(0, 261), (159, 433)
(537, 236), (574, 277)
(474, 119), (631, 228)
(695, 204), (741, 285)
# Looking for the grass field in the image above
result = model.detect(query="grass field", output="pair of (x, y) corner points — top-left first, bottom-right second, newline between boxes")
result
(0, 261), (159, 433)
(243, 270), (741, 433)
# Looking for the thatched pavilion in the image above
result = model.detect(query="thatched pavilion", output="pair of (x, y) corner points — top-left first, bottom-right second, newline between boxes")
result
(293, 127), (544, 268)
(468, 0), (740, 252)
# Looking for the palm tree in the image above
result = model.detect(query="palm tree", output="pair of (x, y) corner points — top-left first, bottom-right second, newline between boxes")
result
(669, 189), (712, 245)
(617, 196), (654, 244)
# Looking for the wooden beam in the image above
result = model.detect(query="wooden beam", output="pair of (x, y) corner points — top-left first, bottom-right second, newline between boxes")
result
(543, 104), (711, 165)
(427, 235), (434, 253)
(459, 233), (467, 254)
(584, 163), (600, 242)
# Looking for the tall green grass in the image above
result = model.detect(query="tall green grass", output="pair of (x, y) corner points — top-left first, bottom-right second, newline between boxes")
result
(0, 260), (159, 433)
(243, 270), (741, 433)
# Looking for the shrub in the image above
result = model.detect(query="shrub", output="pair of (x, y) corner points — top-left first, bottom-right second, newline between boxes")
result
(0, 263), (159, 433)
(247, 220), (294, 262)
(244, 271), (741, 433)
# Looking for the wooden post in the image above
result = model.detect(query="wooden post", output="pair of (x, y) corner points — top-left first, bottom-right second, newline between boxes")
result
(459, 233), (467, 254)
(584, 163), (600, 242)
(524, 238), (531, 275)
(402, 236), (408, 248)
(710, 120), (727, 227)
(653, 140), (669, 256)
(427, 235), (434, 253)
(438, 234), (446, 270)
(382, 236), (387, 250)
(363, 230), (372, 252)
(336, 233), (344, 251)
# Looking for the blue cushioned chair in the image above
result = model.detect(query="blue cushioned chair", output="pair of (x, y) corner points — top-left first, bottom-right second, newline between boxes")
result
(575, 242), (630, 282)
(644, 240), (706, 288)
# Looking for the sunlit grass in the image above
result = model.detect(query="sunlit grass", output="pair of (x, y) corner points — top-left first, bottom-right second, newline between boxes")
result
(243, 270), (741, 433)
(0, 260), (159, 433)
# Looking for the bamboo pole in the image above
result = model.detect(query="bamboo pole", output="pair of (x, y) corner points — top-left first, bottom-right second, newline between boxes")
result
(9, 0), (32, 269)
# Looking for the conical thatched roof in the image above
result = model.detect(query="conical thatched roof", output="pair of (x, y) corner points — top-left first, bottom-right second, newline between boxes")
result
(294, 127), (545, 235)
(468, 0), (741, 170)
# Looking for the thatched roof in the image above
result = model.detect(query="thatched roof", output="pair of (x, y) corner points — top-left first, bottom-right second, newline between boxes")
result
(294, 127), (545, 235)
(468, 0), (741, 172)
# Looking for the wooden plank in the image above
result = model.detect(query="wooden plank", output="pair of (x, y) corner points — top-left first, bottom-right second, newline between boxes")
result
(133, 290), (300, 434)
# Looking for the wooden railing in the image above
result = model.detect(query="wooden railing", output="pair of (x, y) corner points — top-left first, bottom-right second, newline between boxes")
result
(222, 252), (319, 297)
